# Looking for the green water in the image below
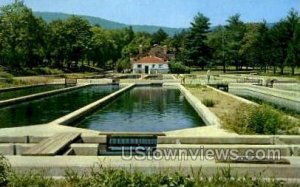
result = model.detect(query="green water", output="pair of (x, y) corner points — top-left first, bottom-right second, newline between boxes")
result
(0, 85), (67, 101)
(0, 85), (119, 128)
(76, 86), (205, 132)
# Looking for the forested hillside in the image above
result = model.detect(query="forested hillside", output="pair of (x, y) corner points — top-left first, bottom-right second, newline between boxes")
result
(34, 12), (184, 36)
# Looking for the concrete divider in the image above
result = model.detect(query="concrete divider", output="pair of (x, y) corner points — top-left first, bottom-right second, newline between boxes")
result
(158, 136), (273, 144)
(207, 85), (257, 106)
(15, 144), (35, 155)
(0, 84), (89, 107)
(229, 84), (300, 112)
(49, 84), (135, 125)
(0, 84), (45, 92)
(157, 144), (292, 156)
(5, 155), (300, 179)
(177, 84), (221, 126)
(0, 144), (14, 155)
(0, 136), (28, 143)
(276, 136), (300, 145)
(71, 144), (99, 156)
(81, 135), (106, 143)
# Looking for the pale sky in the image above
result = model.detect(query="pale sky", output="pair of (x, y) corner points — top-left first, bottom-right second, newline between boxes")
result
(0, 0), (299, 28)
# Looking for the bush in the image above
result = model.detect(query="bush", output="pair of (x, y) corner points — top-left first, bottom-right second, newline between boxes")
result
(8, 171), (55, 187)
(202, 98), (217, 107)
(0, 155), (11, 186)
(0, 160), (289, 186)
(0, 71), (14, 79)
(34, 67), (64, 75)
(169, 61), (191, 74)
(224, 104), (298, 135)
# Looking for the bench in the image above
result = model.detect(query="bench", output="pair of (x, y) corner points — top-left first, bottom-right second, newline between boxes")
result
(22, 132), (81, 156)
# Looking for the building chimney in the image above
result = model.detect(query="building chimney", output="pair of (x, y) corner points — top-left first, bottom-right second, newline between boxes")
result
(139, 44), (143, 55)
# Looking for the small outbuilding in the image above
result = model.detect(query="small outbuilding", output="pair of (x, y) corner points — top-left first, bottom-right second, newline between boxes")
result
(132, 56), (169, 74)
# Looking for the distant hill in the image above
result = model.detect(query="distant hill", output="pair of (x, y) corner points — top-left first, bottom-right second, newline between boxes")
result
(34, 12), (185, 36)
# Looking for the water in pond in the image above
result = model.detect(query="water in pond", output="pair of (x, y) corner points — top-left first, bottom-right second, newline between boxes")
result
(0, 85), (119, 128)
(0, 85), (67, 101)
(75, 86), (205, 132)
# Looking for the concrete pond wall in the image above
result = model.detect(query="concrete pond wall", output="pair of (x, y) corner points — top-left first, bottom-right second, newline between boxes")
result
(229, 83), (300, 112)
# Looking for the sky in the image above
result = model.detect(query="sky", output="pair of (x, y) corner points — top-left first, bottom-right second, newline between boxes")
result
(0, 0), (299, 28)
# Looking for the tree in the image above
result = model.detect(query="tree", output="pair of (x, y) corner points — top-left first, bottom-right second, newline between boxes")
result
(284, 9), (300, 75)
(64, 16), (92, 68)
(0, 1), (47, 69)
(207, 26), (227, 72)
(47, 20), (68, 68)
(151, 28), (168, 45)
(122, 32), (152, 57)
(89, 26), (116, 68)
(225, 14), (246, 70)
(184, 13), (211, 68)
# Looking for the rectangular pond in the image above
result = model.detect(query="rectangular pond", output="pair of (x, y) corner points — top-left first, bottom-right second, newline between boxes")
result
(0, 84), (68, 101)
(0, 85), (119, 128)
(75, 86), (205, 132)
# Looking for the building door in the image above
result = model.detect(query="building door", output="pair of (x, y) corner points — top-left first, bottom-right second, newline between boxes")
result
(145, 66), (149, 74)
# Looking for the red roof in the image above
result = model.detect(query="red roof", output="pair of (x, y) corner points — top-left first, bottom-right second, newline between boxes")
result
(133, 56), (167, 64)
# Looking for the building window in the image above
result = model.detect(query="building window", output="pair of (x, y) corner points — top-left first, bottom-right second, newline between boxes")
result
(137, 64), (142, 68)
(159, 64), (163, 68)
(152, 64), (155, 68)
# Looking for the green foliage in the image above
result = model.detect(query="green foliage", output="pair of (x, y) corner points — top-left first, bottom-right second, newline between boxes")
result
(34, 67), (63, 75)
(151, 28), (169, 45)
(0, 71), (14, 79)
(8, 171), (55, 187)
(10, 167), (288, 187)
(224, 104), (298, 135)
(184, 13), (211, 68)
(202, 98), (217, 107)
(0, 156), (291, 187)
(116, 58), (131, 73)
(0, 2), (299, 75)
(0, 155), (11, 186)
(169, 61), (191, 73)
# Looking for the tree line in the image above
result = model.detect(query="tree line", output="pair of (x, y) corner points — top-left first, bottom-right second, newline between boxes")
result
(0, 1), (299, 75)
(172, 10), (300, 75)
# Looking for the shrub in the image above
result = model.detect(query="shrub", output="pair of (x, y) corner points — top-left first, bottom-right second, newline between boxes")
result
(8, 171), (55, 187)
(0, 71), (14, 79)
(0, 155), (11, 186)
(35, 67), (64, 75)
(0, 161), (289, 186)
(224, 104), (298, 135)
(169, 61), (191, 74)
(202, 98), (217, 107)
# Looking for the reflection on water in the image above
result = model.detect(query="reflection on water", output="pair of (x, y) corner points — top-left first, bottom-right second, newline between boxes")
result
(76, 86), (205, 132)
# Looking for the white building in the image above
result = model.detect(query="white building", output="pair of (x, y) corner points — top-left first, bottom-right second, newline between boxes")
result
(132, 56), (169, 74)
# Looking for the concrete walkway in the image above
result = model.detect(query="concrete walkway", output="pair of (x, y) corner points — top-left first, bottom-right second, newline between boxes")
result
(165, 126), (237, 137)
(0, 124), (99, 137)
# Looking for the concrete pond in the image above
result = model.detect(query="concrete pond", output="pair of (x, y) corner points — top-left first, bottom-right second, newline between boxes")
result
(0, 75), (299, 181)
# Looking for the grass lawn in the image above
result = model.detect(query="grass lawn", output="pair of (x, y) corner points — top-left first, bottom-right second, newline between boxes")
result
(185, 85), (245, 123)
(185, 84), (299, 135)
